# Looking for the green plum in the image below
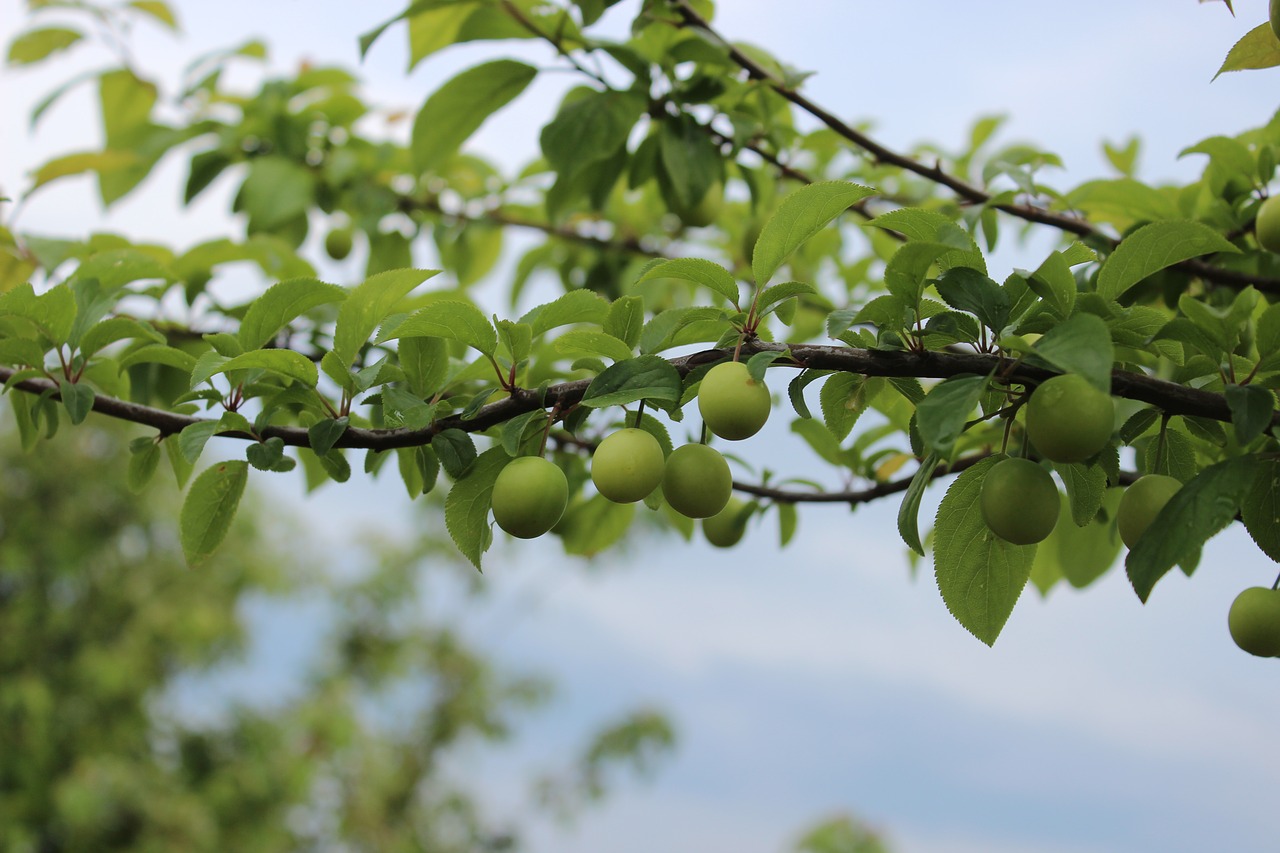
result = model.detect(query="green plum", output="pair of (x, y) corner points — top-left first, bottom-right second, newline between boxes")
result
(490, 456), (568, 539)
(591, 428), (665, 504)
(702, 497), (749, 548)
(698, 361), (771, 441)
(1117, 474), (1182, 549)
(1256, 194), (1280, 253)
(980, 457), (1059, 545)
(1228, 586), (1280, 657)
(662, 443), (732, 519)
(325, 226), (354, 260)
(1025, 374), (1114, 463)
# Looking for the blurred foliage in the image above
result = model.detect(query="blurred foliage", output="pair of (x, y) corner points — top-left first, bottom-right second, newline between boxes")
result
(0, 416), (676, 850)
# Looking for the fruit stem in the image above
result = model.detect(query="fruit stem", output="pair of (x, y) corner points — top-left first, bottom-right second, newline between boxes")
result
(1272, 569), (1279, 592)
(538, 402), (562, 458)
(700, 420), (710, 446)
(635, 399), (646, 426)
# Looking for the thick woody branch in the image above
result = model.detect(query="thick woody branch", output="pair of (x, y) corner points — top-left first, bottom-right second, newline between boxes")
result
(668, 1), (1280, 294)
(0, 343), (1262, 457)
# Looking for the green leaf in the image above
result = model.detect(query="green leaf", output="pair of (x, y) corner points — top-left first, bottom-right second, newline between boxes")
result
(638, 258), (740, 307)
(559, 495), (635, 556)
(78, 317), (165, 358)
(117, 344), (197, 373)
(7, 26), (83, 65)
(745, 350), (786, 384)
(1224, 384), (1274, 445)
(540, 88), (644, 181)
(1126, 456), (1257, 602)
(933, 267), (1010, 332)
(656, 113), (720, 212)
(1032, 313), (1114, 392)
(60, 382), (94, 425)
(776, 501), (798, 547)
(756, 281), (817, 318)
(0, 282), (76, 344)
(916, 374), (988, 457)
(432, 429), (478, 479)
(1242, 459), (1280, 562)
(380, 386), (436, 429)
(333, 269), (440, 366)
(212, 349), (319, 387)
(178, 421), (219, 465)
(1214, 22), (1280, 79)
(1031, 488), (1124, 591)
(238, 277), (347, 350)
(554, 329), (634, 362)
(246, 437), (294, 472)
(581, 355), (682, 408)
(399, 336), (449, 397)
(790, 418), (847, 467)
(30, 150), (140, 192)
(127, 439), (161, 493)
(897, 453), (940, 557)
(883, 242), (955, 305)
(934, 457), (1035, 646)
(383, 300), (497, 356)
(787, 369), (828, 419)
(520, 289), (610, 336)
(1026, 250), (1077, 317)
(868, 207), (970, 243)
(238, 156), (314, 230)
(605, 295), (644, 348)
(411, 59), (537, 173)
(819, 372), (869, 441)
(127, 1), (179, 29)
(1053, 461), (1107, 527)
(753, 181), (876, 285)
(179, 460), (249, 566)
(308, 417), (349, 456)
(1096, 221), (1239, 301)
(444, 446), (510, 570)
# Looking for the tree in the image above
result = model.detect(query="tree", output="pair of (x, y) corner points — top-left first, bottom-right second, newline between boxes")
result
(1, 0), (1278, 658)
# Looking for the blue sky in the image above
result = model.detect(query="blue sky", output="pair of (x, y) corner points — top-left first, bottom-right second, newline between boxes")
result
(3, 1), (1280, 851)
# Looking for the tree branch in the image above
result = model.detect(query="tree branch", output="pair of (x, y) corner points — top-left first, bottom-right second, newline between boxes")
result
(668, 0), (1280, 294)
(0, 342), (1259, 457)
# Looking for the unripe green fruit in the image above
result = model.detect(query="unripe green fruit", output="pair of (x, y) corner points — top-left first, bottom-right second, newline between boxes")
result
(1271, 0), (1280, 42)
(1117, 474), (1182, 549)
(698, 361), (771, 441)
(980, 457), (1059, 545)
(590, 428), (665, 504)
(662, 443), (733, 519)
(325, 227), (354, 260)
(490, 456), (568, 539)
(1256, 194), (1280, 253)
(1025, 374), (1114, 463)
(702, 497), (748, 548)
(1228, 586), (1280, 657)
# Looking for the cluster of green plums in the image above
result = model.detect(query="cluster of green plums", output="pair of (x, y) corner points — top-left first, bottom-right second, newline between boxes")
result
(489, 360), (770, 545)
(979, 374), (1120, 545)
(979, 374), (1187, 549)
(978, 373), (1280, 658)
